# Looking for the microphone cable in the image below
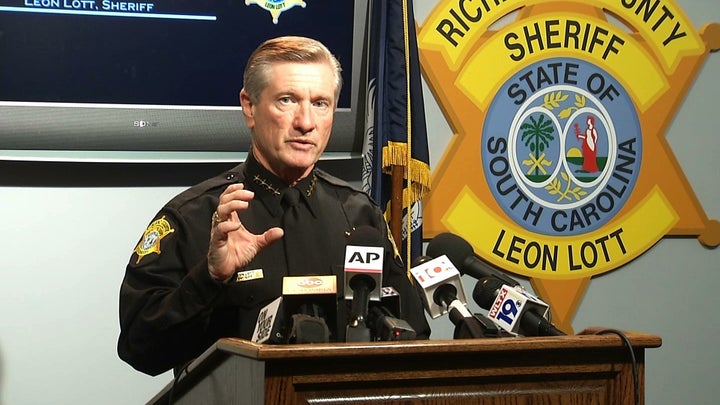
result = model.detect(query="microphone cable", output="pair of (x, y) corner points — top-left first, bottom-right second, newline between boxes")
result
(594, 328), (639, 405)
(167, 360), (192, 405)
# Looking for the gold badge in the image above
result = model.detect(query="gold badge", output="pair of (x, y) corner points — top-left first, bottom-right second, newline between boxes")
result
(245, 0), (306, 25)
(134, 216), (175, 264)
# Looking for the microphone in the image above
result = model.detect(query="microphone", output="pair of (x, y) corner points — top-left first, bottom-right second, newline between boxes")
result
(343, 226), (384, 342)
(282, 275), (338, 343)
(410, 255), (506, 339)
(426, 233), (563, 336)
(409, 255), (468, 319)
(449, 310), (506, 339)
(473, 277), (565, 336)
(366, 287), (416, 341)
(426, 232), (520, 287)
(376, 286), (402, 317)
(289, 303), (332, 344)
(251, 296), (285, 344)
(367, 307), (416, 341)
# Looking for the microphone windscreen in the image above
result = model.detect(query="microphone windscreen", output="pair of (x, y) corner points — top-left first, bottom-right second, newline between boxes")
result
(290, 313), (331, 343)
(411, 255), (433, 268)
(472, 277), (505, 310)
(426, 233), (474, 265)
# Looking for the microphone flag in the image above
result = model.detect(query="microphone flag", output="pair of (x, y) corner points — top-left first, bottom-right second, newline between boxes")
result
(487, 284), (551, 335)
(343, 245), (384, 302)
(409, 254), (467, 319)
(282, 275), (338, 342)
(251, 296), (283, 344)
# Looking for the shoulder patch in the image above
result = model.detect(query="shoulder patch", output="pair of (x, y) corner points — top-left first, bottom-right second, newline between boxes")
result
(134, 216), (175, 264)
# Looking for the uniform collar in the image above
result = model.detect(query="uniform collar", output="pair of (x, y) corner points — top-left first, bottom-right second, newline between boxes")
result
(244, 152), (319, 218)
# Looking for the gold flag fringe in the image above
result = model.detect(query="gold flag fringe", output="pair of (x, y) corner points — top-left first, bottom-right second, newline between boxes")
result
(381, 141), (431, 207)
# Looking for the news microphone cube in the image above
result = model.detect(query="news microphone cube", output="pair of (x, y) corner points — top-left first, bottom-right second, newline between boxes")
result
(343, 245), (384, 301)
(379, 286), (401, 317)
(251, 296), (283, 344)
(410, 255), (468, 319)
(282, 275), (338, 339)
(487, 285), (550, 335)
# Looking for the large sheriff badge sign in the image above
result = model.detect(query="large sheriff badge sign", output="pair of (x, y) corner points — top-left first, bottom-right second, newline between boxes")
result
(418, 0), (720, 333)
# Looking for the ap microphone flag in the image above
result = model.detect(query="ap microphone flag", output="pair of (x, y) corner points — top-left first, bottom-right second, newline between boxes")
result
(343, 244), (384, 302)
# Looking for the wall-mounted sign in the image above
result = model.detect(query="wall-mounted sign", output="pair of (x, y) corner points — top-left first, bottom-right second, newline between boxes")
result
(419, 0), (720, 332)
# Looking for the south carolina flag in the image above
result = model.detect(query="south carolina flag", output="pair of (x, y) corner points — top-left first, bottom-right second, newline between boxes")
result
(361, 0), (430, 267)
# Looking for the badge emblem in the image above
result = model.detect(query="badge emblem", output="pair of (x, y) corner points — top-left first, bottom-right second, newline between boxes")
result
(134, 216), (175, 264)
(418, 0), (720, 332)
(245, 0), (306, 24)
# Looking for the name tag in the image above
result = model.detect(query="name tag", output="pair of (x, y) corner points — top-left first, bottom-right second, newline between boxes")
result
(236, 269), (264, 283)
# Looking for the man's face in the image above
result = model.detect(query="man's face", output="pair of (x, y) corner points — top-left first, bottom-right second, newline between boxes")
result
(240, 61), (336, 183)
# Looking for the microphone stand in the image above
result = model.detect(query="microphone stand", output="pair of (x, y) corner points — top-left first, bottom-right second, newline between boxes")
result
(449, 310), (509, 339)
(435, 284), (496, 339)
(345, 276), (374, 342)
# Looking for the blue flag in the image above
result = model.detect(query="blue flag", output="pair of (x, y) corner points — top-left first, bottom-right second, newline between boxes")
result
(362, 0), (430, 267)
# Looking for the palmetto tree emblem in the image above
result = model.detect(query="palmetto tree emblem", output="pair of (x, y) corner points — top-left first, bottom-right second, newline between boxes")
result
(520, 114), (555, 177)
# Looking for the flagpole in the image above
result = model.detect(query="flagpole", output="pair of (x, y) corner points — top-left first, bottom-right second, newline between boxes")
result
(390, 164), (403, 245)
(402, 0), (413, 269)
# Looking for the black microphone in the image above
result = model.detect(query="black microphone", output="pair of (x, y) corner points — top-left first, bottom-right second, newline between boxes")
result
(367, 306), (417, 341)
(343, 226), (384, 342)
(448, 310), (507, 339)
(282, 275), (338, 343)
(473, 277), (565, 337)
(376, 286), (402, 318)
(426, 232), (520, 287)
(434, 281), (494, 339)
(366, 287), (416, 341)
(289, 303), (332, 343)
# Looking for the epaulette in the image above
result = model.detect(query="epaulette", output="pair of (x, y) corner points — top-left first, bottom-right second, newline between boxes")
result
(314, 168), (378, 204)
(169, 165), (244, 209)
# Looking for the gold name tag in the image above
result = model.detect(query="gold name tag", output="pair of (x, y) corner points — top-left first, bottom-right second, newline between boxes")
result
(236, 269), (264, 283)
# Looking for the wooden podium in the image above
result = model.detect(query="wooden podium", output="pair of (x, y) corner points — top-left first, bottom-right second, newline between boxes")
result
(147, 329), (661, 405)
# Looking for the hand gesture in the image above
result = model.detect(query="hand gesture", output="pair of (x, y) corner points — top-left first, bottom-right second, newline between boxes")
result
(207, 183), (284, 282)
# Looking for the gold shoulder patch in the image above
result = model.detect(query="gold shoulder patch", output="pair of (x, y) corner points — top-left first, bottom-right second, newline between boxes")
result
(134, 216), (175, 264)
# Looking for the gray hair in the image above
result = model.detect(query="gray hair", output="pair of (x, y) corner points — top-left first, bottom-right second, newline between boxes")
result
(242, 36), (343, 104)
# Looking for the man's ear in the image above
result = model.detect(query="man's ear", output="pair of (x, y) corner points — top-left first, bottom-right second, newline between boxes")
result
(239, 89), (254, 127)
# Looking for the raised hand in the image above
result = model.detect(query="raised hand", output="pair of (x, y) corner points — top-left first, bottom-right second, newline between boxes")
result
(207, 183), (284, 282)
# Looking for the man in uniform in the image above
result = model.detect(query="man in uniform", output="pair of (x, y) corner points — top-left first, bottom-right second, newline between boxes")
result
(117, 36), (430, 376)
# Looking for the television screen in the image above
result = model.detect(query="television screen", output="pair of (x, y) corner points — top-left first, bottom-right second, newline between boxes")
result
(0, 0), (368, 162)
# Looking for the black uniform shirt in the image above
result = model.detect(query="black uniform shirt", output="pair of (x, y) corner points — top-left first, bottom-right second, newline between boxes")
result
(117, 153), (431, 376)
